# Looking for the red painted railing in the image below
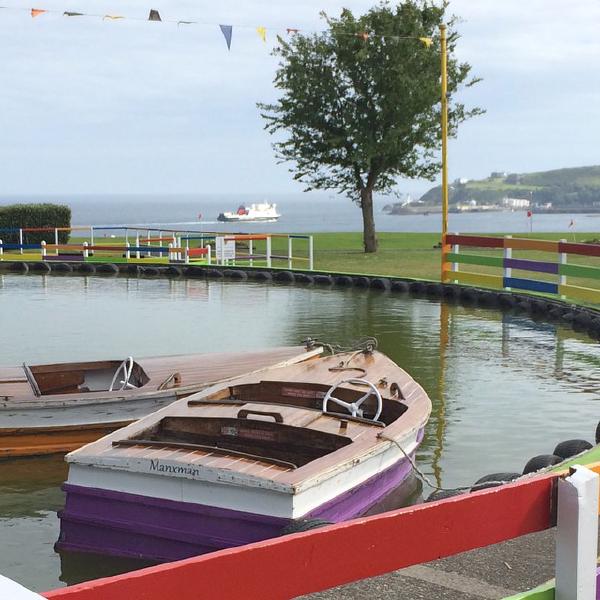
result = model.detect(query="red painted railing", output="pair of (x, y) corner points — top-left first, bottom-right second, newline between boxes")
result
(43, 473), (557, 600)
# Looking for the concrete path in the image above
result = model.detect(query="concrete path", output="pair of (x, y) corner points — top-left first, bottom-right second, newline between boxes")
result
(300, 527), (600, 599)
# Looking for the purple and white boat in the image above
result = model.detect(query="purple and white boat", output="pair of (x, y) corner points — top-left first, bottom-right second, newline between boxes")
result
(56, 349), (431, 563)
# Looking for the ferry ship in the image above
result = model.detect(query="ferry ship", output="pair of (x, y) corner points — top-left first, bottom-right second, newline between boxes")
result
(217, 202), (280, 223)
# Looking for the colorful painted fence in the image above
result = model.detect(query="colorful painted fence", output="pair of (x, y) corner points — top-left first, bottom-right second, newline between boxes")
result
(39, 453), (600, 600)
(0, 226), (314, 271)
(443, 234), (600, 305)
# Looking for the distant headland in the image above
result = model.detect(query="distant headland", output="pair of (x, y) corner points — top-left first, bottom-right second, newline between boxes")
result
(384, 165), (600, 215)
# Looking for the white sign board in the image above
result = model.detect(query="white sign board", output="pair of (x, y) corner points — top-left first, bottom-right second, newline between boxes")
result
(216, 236), (236, 262)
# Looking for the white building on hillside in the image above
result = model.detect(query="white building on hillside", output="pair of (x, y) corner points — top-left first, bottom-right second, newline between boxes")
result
(502, 197), (530, 209)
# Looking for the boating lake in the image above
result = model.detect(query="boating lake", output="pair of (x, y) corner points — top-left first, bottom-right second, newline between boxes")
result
(1, 272), (599, 591)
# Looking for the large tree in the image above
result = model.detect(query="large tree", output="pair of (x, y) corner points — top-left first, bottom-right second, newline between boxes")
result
(259, 1), (481, 252)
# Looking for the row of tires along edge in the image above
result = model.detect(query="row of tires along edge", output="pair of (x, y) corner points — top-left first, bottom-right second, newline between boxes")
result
(4, 260), (600, 342)
(427, 422), (600, 502)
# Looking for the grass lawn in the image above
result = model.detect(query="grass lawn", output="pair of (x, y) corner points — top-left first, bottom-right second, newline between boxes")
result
(11, 231), (600, 289)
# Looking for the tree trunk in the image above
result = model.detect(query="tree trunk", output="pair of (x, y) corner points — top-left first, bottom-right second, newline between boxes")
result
(360, 187), (378, 253)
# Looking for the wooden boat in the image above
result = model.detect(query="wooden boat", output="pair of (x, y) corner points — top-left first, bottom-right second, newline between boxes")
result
(57, 349), (432, 562)
(0, 346), (322, 459)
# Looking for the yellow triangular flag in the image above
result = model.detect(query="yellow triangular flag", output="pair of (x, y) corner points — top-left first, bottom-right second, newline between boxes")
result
(103, 14), (124, 21)
(419, 37), (433, 48)
(256, 26), (266, 43)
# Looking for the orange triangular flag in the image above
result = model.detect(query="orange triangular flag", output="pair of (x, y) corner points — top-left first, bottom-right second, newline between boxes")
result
(358, 32), (369, 41)
(31, 8), (47, 18)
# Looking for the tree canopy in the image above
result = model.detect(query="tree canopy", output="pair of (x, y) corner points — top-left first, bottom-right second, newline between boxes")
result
(259, 0), (482, 252)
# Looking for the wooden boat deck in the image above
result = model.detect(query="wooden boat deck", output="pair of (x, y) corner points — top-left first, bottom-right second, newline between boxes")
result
(0, 346), (321, 407)
(71, 351), (432, 489)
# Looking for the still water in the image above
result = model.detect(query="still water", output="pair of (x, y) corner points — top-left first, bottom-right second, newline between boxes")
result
(1, 273), (599, 591)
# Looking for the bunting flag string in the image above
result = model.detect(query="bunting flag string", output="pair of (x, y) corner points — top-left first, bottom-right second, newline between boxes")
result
(219, 24), (232, 50)
(6, 4), (435, 50)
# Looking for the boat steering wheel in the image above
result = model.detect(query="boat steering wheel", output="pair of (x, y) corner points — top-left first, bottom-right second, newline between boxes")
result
(322, 378), (383, 422)
(109, 357), (137, 391)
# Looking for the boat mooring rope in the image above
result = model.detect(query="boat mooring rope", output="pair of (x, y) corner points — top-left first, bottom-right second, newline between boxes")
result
(378, 433), (508, 494)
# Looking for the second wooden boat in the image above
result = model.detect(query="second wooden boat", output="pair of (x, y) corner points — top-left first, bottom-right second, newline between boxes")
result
(57, 348), (431, 562)
(0, 346), (322, 458)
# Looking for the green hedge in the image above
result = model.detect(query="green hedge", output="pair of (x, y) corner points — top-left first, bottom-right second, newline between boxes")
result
(0, 203), (71, 245)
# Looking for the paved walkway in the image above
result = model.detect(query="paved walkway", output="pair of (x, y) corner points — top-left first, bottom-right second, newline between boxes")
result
(300, 527), (599, 599)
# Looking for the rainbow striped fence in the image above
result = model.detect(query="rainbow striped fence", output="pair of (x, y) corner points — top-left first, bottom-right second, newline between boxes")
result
(442, 234), (600, 305)
(38, 452), (599, 600)
(0, 228), (314, 271)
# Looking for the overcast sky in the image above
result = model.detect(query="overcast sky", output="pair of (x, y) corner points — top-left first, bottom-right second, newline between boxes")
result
(0, 0), (599, 196)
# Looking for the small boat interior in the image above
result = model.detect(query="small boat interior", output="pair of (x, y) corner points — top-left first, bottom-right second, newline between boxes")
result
(25, 357), (149, 396)
(112, 379), (408, 471)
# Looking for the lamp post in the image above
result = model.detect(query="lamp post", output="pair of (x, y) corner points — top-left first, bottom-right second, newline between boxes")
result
(440, 23), (449, 278)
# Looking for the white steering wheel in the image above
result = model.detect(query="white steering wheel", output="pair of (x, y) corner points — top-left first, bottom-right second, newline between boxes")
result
(109, 357), (137, 391)
(322, 378), (383, 422)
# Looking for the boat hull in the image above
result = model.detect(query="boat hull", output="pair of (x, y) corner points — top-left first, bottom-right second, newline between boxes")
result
(57, 451), (416, 562)
(216, 216), (279, 222)
(0, 394), (178, 458)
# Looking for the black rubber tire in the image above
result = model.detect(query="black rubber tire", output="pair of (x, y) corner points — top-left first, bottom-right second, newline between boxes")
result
(529, 300), (549, 315)
(573, 312), (592, 330)
(371, 277), (391, 291)
(126, 264), (142, 275)
(96, 263), (119, 274)
(165, 266), (182, 277)
(281, 519), (332, 536)
(477, 291), (499, 308)
(441, 285), (458, 299)
(409, 281), (426, 295)
(8, 262), (28, 273)
(425, 283), (443, 298)
(313, 275), (332, 286)
(391, 280), (410, 293)
(596, 421), (600, 444)
(498, 294), (517, 310)
(426, 489), (465, 503)
(274, 271), (295, 283)
(586, 320), (600, 341)
(206, 269), (224, 278)
(30, 261), (51, 273)
(250, 271), (273, 282)
(183, 266), (204, 278)
(522, 454), (563, 475)
(561, 311), (576, 323)
(143, 267), (160, 276)
(294, 273), (314, 284)
(353, 276), (370, 288)
(548, 307), (565, 320)
(51, 262), (73, 273)
(78, 263), (95, 274)
(471, 472), (520, 492)
(223, 270), (248, 280)
(553, 439), (593, 460)
(459, 287), (477, 304)
(516, 300), (532, 313)
(334, 275), (354, 287)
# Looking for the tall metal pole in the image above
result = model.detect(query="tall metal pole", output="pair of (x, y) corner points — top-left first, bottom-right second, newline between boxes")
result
(440, 24), (449, 278)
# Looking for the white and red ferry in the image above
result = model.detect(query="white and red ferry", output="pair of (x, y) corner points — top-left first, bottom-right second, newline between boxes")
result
(217, 202), (280, 223)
